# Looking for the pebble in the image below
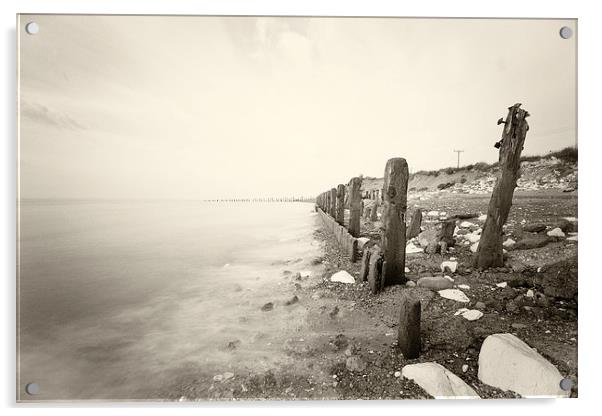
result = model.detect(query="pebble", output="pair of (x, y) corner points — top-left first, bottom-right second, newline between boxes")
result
(394, 371), (401, 378)
(261, 302), (274, 311)
(440, 261), (458, 273)
(547, 227), (565, 238)
(406, 280), (416, 288)
(496, 282), (508, 288)
(462, 364), (469, 373)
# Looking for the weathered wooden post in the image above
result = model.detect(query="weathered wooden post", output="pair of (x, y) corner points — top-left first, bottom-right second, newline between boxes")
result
(406, 208), (422, 239)
(348, 177), (362, 237)
(370, 200), (378, 221)
(398, 292), (421, 359)
(329, 188), (337, 218)
(336, 184), (345, 225)
(381, 158), (409, 285)
(475, 103), (529, 269)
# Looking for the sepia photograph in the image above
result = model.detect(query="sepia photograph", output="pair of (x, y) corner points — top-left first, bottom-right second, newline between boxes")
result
(17, 14), (577, 401)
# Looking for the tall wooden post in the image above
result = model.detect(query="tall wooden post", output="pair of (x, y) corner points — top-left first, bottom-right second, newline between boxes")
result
(336, 184), (345, 225)
(406, 208), (422, 239)
(370, 200), (378, 221)
(348, 177), (362, 237)
(476, 103), (529, 269)
(381, 158), (409, 285)
(398, 293), (421, 359)
(329, 188), (337, 218)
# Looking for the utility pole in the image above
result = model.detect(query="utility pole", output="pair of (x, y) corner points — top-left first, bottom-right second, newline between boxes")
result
(453, 150), (464, 168)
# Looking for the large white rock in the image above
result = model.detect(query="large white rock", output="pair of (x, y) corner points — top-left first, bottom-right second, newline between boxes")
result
(454, 308), (483, 321)
(547, 227), (565, 238)
(465, 233), (481, 243)
(438, 289), (470, 303)
(460, 221), (476, 228)
(406, 242), (423, 254)
(401, 362), (480, 399)
(478, 333), (569, 398)
(330, 270), (355, 284)
(470, 242), (479, 253)
(440, 261), (458, 273)
(503, 238), (516, 247)
(478, 214), (487, 221)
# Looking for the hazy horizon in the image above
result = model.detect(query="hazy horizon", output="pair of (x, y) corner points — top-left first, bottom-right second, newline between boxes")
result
(19, 15), (576, 199)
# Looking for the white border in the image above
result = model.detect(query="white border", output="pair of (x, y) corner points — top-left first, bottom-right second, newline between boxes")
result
(2, 1), (601, 415)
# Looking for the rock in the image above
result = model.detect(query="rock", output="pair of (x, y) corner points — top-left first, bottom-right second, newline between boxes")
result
(513, 235), (551, 250)
(526, 289), (534, 298)
(475, 301), (486, 310)
(506, 301), (518, 313)
(284, 295), (299, 306)
(438, 289), (470, 303)
(359, 248), (372, 282)
(406, 280), (417, 288)
(459, 221), (476, 228)
(478, 333), (569, 398)
(213, 374), (224, 382)
(394, 371), (401, 378)
(457, 284), (470, 290)
(401, 362), (480, 399)
(406, 242), (423, 254)
(367, 246), (384, 294)
(546, 227), (565, 238)
(440, 261), (458, 273)
(478, 214), (487, 221)
(346, 356), (367, 372)
(470, 242), (479, 253)
(332, 334), (348, 351)
(567, 235), (578, 242)
(507, 277), (528, 288)
(535, 255), (578, 299)
(330, 270), (355, 284)
(261, 302), (274, 311)
(417, 276), (454, 291)
(522, 223), (547, 233)
(465, 233), (481, 243)
(496, 282), (508, 288)
(511, 323), (527, 329)
(417, 229), (438, 248)
(454, 308), (483, 321)
(462, 364), (469, 373)
(223, 372), (234, 381)
(503, 238), (516, 247)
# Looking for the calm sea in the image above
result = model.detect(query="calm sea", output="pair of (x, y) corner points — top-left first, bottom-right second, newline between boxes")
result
(18, 200), (321, 400)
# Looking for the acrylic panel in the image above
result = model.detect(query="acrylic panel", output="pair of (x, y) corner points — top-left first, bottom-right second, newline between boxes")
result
(17, 15), (577, 402)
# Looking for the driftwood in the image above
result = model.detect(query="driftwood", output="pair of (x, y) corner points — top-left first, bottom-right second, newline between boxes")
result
(475, 103), (529, 269)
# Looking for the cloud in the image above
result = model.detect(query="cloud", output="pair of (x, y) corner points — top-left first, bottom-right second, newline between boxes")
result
(21, 101), (86, 130)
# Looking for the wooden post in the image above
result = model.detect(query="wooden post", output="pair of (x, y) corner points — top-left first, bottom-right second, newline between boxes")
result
(348, 177), (362, 237)
(336, 184), (345, 225)
(476, 103), (529, 269)
(381, 158), (409, 285)
(329, 188), (337, 218)
(406, 209), (422, 239)
(398, 293), (421, 359)
(370, 201), (378, 221)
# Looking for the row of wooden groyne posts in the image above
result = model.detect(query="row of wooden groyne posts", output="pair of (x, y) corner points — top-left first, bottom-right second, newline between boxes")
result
(315, 103), (530, 359)
(315, 158), (410, 296)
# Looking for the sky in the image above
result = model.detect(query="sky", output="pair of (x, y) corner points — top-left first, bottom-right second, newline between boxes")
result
(18, 16), (576, 199)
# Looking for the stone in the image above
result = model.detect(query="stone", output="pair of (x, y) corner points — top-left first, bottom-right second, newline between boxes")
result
(261, 302), (274, 311)
(546, 227), (565, 238)
(475, 301), (486, 310)
(457, 284), (470, 290)
(357, 237), (371, 250)
(535, 255), (578, 299)
(440, 261), (458, 273)
(407, 209), (423, 239)
(330, 270), (355, 284)
(454, 309), (483, 321)
(503, 238), (516, 247)
(346, 356), (367, 373)
(223, 372), (234, 381)
(462, 364), (469, 373)
(478, 214), (487, 221)
(394, 371), (401, 378)
(513, 235), (551, 250)
(478, 333), (569, 398)
(459, 221), (476, 228)
(284, 295), (299, 306)
(470, 242), (479, 253)
(405, 280), (416, 288)
(406, 242), (423, 254)
(359, 248), (371, 282)
(438, 289), (470, 303)
(417, 276), (454, 291)
(401, 362), (480, 399)
(417, 229), (438, 248)
(522, 223), (547, 233)
(465, 233), (481, 243)
(511, 323), (527, 329)
(496, 282), (508, 288)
